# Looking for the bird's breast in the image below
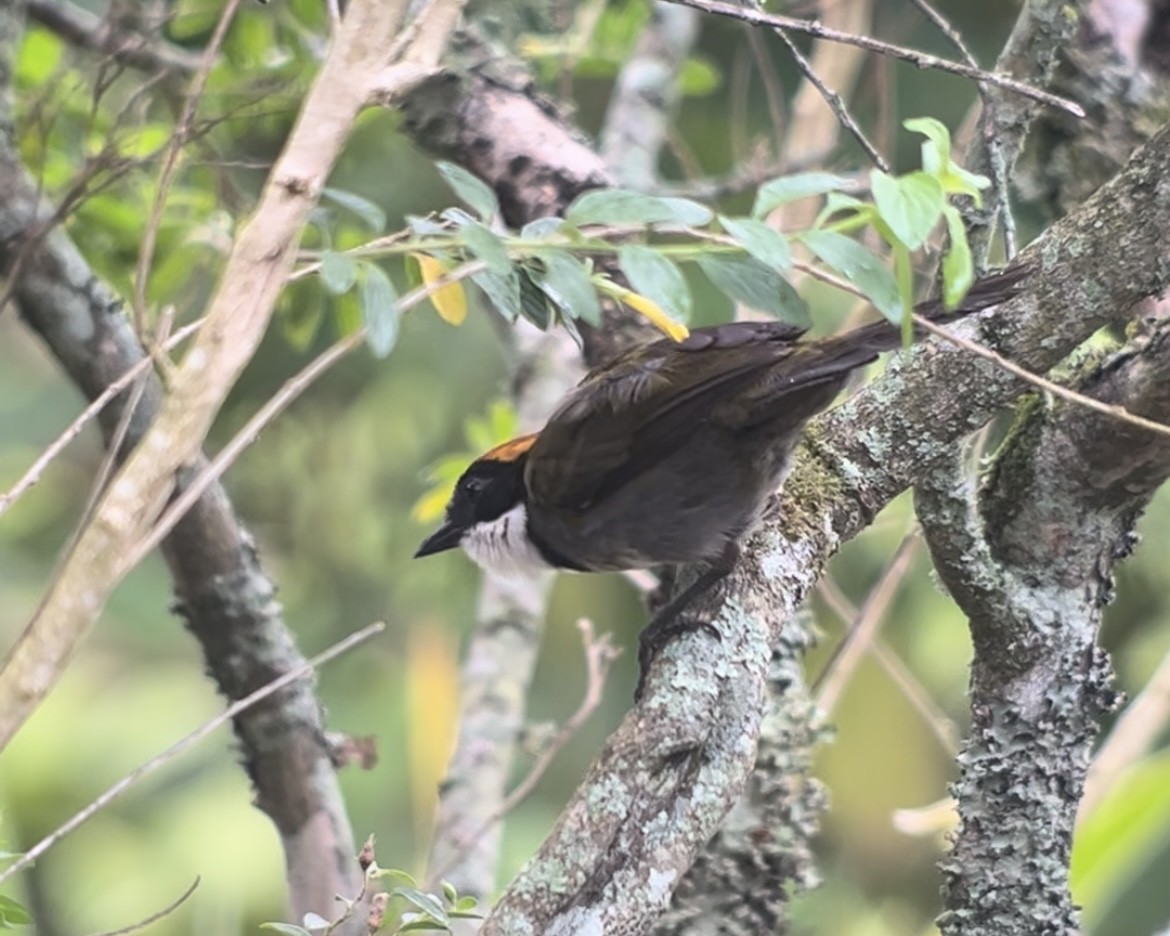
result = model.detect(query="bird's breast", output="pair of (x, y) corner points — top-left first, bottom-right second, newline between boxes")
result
(461, 503), (556, 580)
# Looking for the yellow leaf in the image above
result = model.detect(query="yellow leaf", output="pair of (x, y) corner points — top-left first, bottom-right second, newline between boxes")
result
(413, 253), (467, 325)
(411, 483), (455, 524)
(621, 289), (689, 341)
(405, 624), (458, 825)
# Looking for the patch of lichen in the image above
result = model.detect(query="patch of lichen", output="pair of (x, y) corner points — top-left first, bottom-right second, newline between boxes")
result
(775, 430), (847, 543)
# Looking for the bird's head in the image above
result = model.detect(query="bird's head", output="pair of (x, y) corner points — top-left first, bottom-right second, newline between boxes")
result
(414, 433), (545, 576)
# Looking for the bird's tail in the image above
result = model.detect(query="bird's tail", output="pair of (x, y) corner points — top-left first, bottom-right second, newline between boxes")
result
(841, 260), (1031, 354)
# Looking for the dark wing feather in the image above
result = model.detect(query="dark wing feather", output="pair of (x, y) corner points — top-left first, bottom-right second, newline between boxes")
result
(526, 261), (1031, 511)
(525, 321), (809, 509)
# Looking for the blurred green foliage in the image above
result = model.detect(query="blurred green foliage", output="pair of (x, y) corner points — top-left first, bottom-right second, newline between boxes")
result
(2, 1), (1170, 934)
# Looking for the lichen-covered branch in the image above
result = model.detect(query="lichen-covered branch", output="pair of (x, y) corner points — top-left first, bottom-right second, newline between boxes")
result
(917, 310), (1170, 935)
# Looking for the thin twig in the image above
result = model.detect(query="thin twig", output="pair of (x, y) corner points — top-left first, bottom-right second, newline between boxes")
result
(0, 622), (386, 887)
(0, 319), (204, 517)
(813, 530), (920, 713)
(913, 314), (1170, 441)
(85, 877), (201, 936)
(773, 26), (890, 172)
(427, 619), (621, 889)
(816, 575), (959, 753)
(131, 0), (241, 337)
(664, 0), (1085, 117)
(906, 0), (979, 66)
(744, 25), (787, 153)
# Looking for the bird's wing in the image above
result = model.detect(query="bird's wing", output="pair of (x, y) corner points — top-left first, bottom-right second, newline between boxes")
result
(525, 321), (810, 509)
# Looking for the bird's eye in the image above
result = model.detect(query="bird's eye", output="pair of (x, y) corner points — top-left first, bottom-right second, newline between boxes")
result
(464, 476), (484, 496)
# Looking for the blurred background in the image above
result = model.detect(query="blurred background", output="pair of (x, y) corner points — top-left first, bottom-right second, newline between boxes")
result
(2, 0), (1169, 933)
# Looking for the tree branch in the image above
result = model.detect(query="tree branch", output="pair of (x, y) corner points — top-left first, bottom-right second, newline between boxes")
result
(26, 0), (201, 74)
(918, 307), (1170, 935)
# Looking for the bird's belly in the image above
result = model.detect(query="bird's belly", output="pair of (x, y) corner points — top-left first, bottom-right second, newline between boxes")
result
(531, 446), (794, 571)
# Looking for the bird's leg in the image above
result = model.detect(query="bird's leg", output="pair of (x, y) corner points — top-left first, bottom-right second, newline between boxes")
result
(635, 543), (740, 700)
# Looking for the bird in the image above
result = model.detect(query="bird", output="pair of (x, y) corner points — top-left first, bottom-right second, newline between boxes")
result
(415, 263), (1029, 695)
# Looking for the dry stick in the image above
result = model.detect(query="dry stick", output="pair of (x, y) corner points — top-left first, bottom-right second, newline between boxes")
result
(86, 876), (201, 936)
(0, 621), (386, 887)
(912, 314), (1170, 441)
(121, 262), (484, 572)
(773, 25), (890, 173)
(0, 318), (204, 516)
(427, 619), (621, 890)
(131, 0), (241, 337)
(813, 530), (921, 714)
(792, 259), (1170, 441)
(816, 574), (959, 753)
(1080, 639), (1170, 821)
(664, 0), (1085, 117)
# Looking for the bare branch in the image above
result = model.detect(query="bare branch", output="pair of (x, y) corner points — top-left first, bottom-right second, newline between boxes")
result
(0, 0), (439, 751)
(429, 620), (620, 889)
(0, 318), (203, 517)
(664, 0), (1086, 116)
(85, 877), (201, 936)
(26, 0), (201, 74)
(813, 530), (920, 714)
(0, 622), (386, 887)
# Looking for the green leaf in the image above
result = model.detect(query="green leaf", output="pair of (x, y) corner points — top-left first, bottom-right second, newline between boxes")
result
(941, 205), (974, 309)
(533, 250), (601, 325)
(752, 171), (851, 218)
(814, 191), (873, 231)
(360, 262), (400, 358)
(436, 161), (499, 221)
(565, 189), (712, 227)
(678, 55), (722, 96)
(460, 222), (512, 275)
(406, 214), (448, 237)
(471, 268), (522, 322)
(16, 27), (63, 86)
(903, 116), (952, 174)
(1073, 751), (1170, 931)
(800, 230), (902, 324)
(870, 170), (944, 251)
(301, 911), (331, 930)
(618, 245), (692, 322)
(518, 269), (554, 329)
(521, 217), (565, 239)
(319, 251), (358, 294)
(455, 895), (480, 912)
(442, 881), (458, 905)
(718, 215), (791, 272)
(695, 254), (809, 326)
(905, 117), (990, 203)
(258, 924), (312, 936)
(0, 893), (32, 926)
(393, 887), (448, 922)
(279, 278), (326, 350)
(322, 187), (386, 231)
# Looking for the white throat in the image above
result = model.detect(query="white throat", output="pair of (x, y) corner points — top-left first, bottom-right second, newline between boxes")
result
(461, 503), (553, 580)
